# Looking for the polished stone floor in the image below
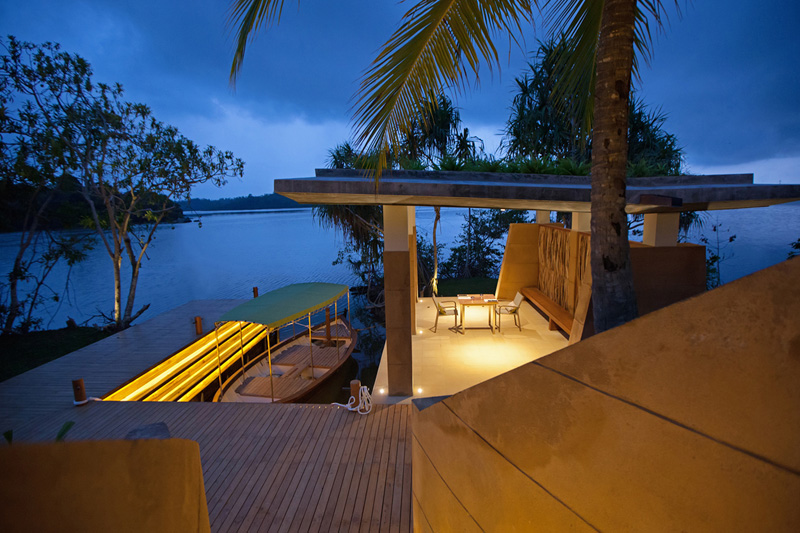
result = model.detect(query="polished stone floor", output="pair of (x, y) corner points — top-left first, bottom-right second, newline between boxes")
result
(373, 297), (569, 404)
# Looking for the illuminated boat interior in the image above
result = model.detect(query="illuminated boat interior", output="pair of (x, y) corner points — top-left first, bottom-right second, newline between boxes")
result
(103, 283), (353, 403)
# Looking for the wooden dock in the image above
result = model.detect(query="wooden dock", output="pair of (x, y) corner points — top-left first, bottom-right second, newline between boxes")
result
(0, 300), (412, 532)
(0, 300), (243, 431)
(13, 401), (411, 532)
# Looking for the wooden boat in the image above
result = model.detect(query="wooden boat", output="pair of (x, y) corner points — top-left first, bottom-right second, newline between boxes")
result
(103, 283), (354, 403)
(216, 317), (356, 403)
(213, 282), (356, 403)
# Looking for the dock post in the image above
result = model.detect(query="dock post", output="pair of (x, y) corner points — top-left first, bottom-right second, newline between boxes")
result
(253, 286), (259, 298)
(325, 307), (332, 342)
(308, 313), (315, 378)
(72, 379), (88, 406)
(349, 379), (361, 407)
(194, 316), (203, 335)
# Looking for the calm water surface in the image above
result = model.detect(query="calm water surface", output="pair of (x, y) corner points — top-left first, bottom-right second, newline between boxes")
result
(1, 202), (798, 329)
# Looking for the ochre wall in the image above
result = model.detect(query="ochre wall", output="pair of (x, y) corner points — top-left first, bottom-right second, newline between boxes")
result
(413, 258), (800, 531)
(630, 242), (706, 315)
(385, 249), (413, 395)
(495, 223), (540, 300)
(0, 438), (210, 532)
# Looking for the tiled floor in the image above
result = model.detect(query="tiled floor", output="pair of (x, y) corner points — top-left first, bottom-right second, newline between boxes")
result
(373, 297), (569, 404)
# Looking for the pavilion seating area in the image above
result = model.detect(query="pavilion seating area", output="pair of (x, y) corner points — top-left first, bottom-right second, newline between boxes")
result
(496, 222), (707, 343)
(373, 297), (569, 403)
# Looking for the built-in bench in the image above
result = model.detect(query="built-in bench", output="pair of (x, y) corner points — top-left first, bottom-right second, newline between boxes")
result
(520, 287), (573, 335)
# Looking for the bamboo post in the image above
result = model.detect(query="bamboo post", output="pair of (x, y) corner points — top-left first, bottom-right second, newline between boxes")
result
(253, 286), (258, 298)
(308, 312), (315, 379)
(194, 316), (203, 335)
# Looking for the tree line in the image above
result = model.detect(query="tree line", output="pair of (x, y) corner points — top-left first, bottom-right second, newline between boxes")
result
(180, 193), (302, 212)
(315, 37), (685, 300)
(0, 37), (243, 334)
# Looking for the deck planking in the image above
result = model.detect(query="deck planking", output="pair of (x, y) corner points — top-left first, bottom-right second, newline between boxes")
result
(0, 299), (244, 431)
(1, 300), (411, 532)
(10, 401), (411, 532)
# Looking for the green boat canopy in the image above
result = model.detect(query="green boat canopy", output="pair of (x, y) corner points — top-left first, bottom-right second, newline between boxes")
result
(218, 282), (349, 330)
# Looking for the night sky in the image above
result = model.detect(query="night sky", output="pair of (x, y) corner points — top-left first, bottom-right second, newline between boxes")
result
(2, 0), (798, 199)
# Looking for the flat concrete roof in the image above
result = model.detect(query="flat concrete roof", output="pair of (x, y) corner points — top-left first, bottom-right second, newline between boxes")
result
(274, 169), (800, 213)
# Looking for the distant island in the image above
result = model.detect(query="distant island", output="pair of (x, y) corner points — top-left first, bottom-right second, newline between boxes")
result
(179, 193), (307, 212)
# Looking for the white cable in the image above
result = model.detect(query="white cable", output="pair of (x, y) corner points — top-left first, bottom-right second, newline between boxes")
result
(332, 386), (372, 415)
(74, 397), (103, 406)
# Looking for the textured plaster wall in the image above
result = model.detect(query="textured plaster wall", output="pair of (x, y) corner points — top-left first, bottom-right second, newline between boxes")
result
(496, 223), (541, 300)
(0, 438), (210, 532)
(413, 258), (800, 531)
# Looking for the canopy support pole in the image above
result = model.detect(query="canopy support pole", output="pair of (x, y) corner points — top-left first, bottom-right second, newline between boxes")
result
(335, 301), (340, 360)
(308, 312), (315, 379)
(238, 322), (247, 378)
(214, 325), (223, 390)
(267, 327), (274, 402)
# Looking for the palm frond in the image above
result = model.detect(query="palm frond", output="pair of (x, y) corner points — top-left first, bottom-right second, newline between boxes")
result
(352, 0), (534, 177)
(543, 0), (680, 135)
(228, 0), (291, 82)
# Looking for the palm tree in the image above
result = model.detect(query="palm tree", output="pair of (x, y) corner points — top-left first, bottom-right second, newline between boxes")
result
(228, 0), (675, 332)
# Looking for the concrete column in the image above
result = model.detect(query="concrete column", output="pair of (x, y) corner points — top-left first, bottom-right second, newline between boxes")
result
(572, 211), (591, 232)
(408, 207), (418, 335)
(535, 210), (551, 224)
(643, 212), (680, 247)
(383, 205), (413, 395)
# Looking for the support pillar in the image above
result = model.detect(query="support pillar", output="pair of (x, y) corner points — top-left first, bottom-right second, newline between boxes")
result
(383, 205), (413, 396)
(535, 210), (551, 224)
(643, 213), (680, 247)
(572, 211), (591, 232)
(408, 207), (418, 335)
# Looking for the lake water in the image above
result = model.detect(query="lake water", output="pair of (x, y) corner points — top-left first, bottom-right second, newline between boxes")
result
(1, 202), (798, 330)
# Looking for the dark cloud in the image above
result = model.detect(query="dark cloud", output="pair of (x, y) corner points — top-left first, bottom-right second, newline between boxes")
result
(637, 0), (800, 167)
(2, 0), (798, 195)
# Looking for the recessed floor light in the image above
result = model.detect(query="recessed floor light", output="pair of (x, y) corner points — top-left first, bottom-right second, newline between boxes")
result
(417, 388), (423, 394)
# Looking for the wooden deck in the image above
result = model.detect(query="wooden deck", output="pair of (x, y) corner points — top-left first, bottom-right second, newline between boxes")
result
(14, 401), (411, 532)
(0, 300), (244, 431)
(1, 300), (412, 532)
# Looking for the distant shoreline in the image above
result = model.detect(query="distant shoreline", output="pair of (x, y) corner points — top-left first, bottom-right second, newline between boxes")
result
(184, 207), (312, 217)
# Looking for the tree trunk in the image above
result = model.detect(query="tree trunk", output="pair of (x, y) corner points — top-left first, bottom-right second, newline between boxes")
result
(113, 253), (123, 328)
(590, 0), (639, 332)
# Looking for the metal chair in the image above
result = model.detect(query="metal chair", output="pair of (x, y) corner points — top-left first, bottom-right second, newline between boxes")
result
(431, 294), (460, 333)
(495, 292), (524, 331)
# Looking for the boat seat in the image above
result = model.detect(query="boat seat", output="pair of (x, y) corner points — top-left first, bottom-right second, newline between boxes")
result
(237, 375), (308, 400)
(272, 345), (346, 367)
(310, 323), (350, 340)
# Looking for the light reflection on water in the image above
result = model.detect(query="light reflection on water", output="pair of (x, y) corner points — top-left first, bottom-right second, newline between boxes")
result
(1, 203), (798, 330)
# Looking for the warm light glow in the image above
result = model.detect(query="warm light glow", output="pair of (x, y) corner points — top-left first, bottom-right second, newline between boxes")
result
(104, 321), (268, 402)
(417, 329), (423, 334)
(379, 388), (385, 394)
(417, 388), (423, 393)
